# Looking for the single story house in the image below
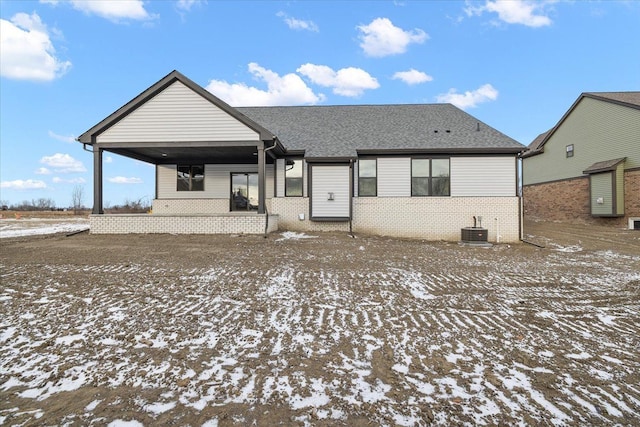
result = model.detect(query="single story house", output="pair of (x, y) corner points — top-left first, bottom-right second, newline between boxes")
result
(522, 92), (640, 229)
(78, 70), (525, 242)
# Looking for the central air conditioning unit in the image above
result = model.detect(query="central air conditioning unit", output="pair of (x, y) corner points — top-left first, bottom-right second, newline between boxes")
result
(461, 215), (489, 244)
(461, 227), (488, 242)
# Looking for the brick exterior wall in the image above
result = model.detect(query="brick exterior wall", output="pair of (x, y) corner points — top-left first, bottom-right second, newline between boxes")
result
(152, 199), (230, 214)
(523, 169), (640, 228)
(96, 196), (522, 242)
(90, 213), (278, 235)
(273, 196), (521, 242)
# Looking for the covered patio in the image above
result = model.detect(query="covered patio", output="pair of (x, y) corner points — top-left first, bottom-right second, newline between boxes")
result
(77, 71), (285, 235)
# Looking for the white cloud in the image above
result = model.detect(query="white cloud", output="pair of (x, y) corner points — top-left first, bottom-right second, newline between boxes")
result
(277, 12), (319, 32)
(40, 153), (87, 173)
(0, 13), (71, 82)
(52, 176), (86, 184)
(35, 167), (51, 175)
(1, 179), (47, 190)
(297, 64), (380, 97)
(436, 84), (499, 109)
(44, 0), (156, 22)
(176, 0), (206, 12)
(108, 176), (143, 184)
(206, 63), (325, 106)
(48, 130), (76, 143)
(105, 156), (113, 163)
(392, 69), (433, 85)
(465, 0), (553, 27)
(357, 17), (427, 57)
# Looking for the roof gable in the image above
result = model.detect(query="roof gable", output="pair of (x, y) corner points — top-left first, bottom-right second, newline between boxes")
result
(78, 70), (275, 143)
(523, 91), (640, 157)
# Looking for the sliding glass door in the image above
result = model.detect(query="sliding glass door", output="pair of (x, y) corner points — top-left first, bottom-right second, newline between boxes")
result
(230, 173), (259, 211)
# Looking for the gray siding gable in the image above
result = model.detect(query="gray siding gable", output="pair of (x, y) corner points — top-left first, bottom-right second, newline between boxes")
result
(238, 104), (523, 159)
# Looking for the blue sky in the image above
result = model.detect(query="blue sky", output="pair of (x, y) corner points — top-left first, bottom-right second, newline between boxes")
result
(1, 0), (639, 208)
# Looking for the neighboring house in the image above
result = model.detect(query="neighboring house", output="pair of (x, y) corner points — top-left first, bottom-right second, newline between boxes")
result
(78, 70), (524, 242)
(522, 92), (640, 229)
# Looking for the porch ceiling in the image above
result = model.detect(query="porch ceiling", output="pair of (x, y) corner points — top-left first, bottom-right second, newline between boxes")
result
(104, 145), (272, 165)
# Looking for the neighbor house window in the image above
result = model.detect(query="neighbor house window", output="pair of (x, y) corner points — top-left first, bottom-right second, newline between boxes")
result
(285, 159), (303, 196)
(411, 158), (450, 196)
(358, 159), (377, 196)
(177, 165), (204, 191)
(566, 144), (574, 158)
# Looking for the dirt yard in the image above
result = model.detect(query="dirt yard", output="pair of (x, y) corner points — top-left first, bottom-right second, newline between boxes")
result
(1, 220), (639, 426)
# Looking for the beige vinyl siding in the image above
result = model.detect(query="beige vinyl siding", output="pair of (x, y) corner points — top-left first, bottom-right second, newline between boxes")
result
(97, 81), (259, 143)
(591, 172), (613, 215)
(302, 160), (308, 198)
(451, 156), (516, 197)
(377, 157), (410, 197)
(157, 164), (273, 199)
(276, 159), (285, 197)
(524, 97), (640, 185)
(352, 160), (359, 197)
(311, 165), (350, 218)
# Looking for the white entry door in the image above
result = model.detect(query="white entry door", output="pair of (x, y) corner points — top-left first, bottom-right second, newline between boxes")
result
(310, 164), (351, 221)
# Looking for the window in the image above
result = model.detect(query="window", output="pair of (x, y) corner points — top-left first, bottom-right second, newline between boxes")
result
(285, 159), (303, 196)
(566, 144), (574, 158)
(358, 159), (377, 196)
(411, 158), (450, 196)
(177, 165), (204, 191)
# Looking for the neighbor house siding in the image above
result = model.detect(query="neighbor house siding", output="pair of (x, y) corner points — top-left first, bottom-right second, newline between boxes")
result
(450, 156), (516, 196)
(97, 81), (260, 143)
(523, 97), (640, 185)
(310, 165), (350, 219)
(377, 157), (411, 197)
(590, 173), (613, 216)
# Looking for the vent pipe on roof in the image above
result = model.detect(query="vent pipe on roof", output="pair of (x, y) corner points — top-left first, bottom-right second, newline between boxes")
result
(476, 122), (480, 131)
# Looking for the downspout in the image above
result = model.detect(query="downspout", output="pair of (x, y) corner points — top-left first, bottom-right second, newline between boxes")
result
(349, 158), (355, 238)
(263, 139), (278, 238)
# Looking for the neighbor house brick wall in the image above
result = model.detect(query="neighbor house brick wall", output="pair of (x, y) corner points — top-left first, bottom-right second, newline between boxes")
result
(624, 169), (640, 226)
(90, 214), (278, 235)
(523, 177), (590, 222)
(524, 170), (640, 228)
(273, 196), (521, 242)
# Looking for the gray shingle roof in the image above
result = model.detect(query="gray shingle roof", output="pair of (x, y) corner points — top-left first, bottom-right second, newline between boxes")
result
(237, 104), (523, 159)
(583, 157), (626, 174)
(584, 92), (640, 108)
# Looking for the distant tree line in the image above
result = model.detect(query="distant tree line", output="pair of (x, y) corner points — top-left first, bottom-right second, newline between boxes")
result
(1, 198), (65, 211)
(1, 186), (150, 213)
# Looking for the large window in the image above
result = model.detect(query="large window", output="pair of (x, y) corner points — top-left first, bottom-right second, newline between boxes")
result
(358, 159), (377, 196)
(411, 158), (450, 196)
(285, 159), (303, 196)
(177, 165), (204, 191)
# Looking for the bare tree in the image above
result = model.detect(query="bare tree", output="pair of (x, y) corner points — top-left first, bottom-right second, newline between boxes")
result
(71, 185), (85, 215)
(34, 198), (56, 210)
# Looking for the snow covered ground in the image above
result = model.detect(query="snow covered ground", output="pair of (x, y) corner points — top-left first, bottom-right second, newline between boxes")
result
(0, 217), (89, 239)
(1, 222), (639, 426)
